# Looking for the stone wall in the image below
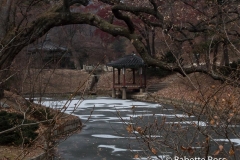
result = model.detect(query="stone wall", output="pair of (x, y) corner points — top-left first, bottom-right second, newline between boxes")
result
(28, 118), (82, 160)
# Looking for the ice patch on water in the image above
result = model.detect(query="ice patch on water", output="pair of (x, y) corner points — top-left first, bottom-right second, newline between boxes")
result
(213, 138), (240, 146)
(165, 121), (207, 127)
(34, 97), (161, 113)
(98, 145), (141, 153)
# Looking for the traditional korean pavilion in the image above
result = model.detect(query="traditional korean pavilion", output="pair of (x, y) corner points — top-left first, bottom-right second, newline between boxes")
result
(107, 53), (146, 99)
(27, 39), (73, 68)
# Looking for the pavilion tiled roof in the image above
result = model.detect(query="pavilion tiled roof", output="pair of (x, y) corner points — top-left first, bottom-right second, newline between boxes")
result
(28, 39), (68, 53)
(107, 54), (144, 68)
(27, 39), (71, 57)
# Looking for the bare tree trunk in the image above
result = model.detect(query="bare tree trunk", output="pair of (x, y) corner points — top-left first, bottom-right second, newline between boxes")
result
(0, 84), (4, 98)
(205, 52), (211, 71)
(0, 50), (13, 99)
(0, 69), (10, 98)
(71, 54), (81, 69)
(220, 41), (229, 67)
(151, 27), (155, 57)
(223, 39), (229, 66)
(0, 0), (14, 40)
(144, 25), (151, 56)
(212, 43), (218, 71)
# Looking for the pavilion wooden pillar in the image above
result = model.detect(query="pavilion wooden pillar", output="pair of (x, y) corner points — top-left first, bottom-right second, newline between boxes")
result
(139, 67), (142, 86)
(144, 66), (147, 88)
(118, 68), (121, 84)
(132, 68), (135, 84)
(139, 67), (144, 94)
(113, 67), (115, 85)
(122, 67), (126, 99)
(112, 67), (116, 98)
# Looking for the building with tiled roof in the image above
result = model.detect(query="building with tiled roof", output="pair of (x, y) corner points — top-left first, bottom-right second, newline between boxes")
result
(107, 54), (145, 69)
(27, 39), (74, 69)
(107, 53), (146, 99)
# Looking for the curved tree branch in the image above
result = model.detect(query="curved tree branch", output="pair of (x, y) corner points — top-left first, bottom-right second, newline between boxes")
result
(112, 4), (164, 24)
(112, 5), (135, 33)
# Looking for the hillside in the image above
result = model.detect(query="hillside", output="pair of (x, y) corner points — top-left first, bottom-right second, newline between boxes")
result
(10, 68), (237, 107)
(97, 70), (239, 111)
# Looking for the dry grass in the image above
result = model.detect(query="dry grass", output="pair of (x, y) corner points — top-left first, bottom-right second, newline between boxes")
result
(97, 70), (240, 112)
(0, 145), (44, 160)
(156, 73), (236, 103)
(19, 69), (90, 94)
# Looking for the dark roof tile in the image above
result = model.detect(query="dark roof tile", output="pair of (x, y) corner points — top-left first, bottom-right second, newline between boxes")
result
(107, 54), (144, 68)
(28, 40), (68, 52)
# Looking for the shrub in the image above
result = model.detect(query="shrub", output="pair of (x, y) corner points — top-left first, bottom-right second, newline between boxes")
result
(0, 111), (39, 145)
(31, 108), (54, 122)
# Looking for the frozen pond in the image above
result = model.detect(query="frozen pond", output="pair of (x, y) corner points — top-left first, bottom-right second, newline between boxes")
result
(35, 97), (240, 160)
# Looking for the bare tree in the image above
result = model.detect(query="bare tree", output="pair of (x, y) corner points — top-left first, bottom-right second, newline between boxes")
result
(1, 0), (240, 86)
(1, 0), (240, 158)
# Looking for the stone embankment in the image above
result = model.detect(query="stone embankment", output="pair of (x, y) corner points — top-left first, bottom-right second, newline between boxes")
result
(0, 91), (82, 160)
(29, 118), (82, 160)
